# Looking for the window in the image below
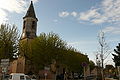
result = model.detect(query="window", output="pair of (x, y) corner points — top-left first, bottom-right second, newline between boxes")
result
(20, 76), (25, 80)
(32, 21), (36, 29)
(26, 76), (31, 80)
(26, 32), (30, 37)
(23, 21), (26, 29)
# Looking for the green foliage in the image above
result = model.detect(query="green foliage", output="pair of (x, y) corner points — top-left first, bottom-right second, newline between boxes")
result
(64, 49), (89, 73)
(112, 43), (120, 67)
(0, 24), (19, 60)
(20, 32), (89, 73)
(89, 60), (95, 71)
(31, 32), (67, 69)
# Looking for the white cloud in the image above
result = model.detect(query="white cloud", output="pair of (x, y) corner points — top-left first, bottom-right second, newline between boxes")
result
(102, 26), (120, 34)
(79, 9), (101, 21)
(79, 0), (120, 24)
(0, 9), (8, 24)
(59, 11), (78, 18)
(0, 0), (38, 24)
(59, 11), (69, 18)
(71, 12), (77, 17)
(59, 0), (120, 24)
(0, 0), (26, 13)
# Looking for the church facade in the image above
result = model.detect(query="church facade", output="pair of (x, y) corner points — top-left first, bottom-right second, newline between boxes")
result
(9, 1), (56, 79)
(10, 1), (38, 74)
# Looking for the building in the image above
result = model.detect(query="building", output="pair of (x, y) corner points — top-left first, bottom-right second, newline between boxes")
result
(10, 1), (62, 80)
(11, 1), (38, 74)
(21, 1), (38, 40)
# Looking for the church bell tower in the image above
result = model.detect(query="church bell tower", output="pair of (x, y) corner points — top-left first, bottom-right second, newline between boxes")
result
(15, 1), (38, 73)
(21, 1), (38, 40)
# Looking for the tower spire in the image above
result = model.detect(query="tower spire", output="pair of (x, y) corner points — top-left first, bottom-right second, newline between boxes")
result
(21, 1), (38, 40)
(23, 1), (37, 20)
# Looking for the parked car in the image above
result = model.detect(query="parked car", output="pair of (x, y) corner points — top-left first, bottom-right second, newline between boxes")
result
(9, 73), (31, 80)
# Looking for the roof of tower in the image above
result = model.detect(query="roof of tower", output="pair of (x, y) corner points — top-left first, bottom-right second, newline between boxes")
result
(23, 1), (38, 20)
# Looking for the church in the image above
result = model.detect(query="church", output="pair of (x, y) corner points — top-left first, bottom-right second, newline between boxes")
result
(10, 1), (38, 74)
(21, 1), (38, 40)
(0, 1), (91, 80)
(9, 1), (57, 79)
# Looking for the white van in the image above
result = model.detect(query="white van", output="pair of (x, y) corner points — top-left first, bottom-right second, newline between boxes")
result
(9, 73), (31, 80)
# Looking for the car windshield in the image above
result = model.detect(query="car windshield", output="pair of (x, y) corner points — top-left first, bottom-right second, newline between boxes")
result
(20, 76), (24, 80)
(26, 76), (31, 80)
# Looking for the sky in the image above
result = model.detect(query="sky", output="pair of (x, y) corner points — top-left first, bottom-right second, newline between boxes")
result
(0, 0), (120, 66)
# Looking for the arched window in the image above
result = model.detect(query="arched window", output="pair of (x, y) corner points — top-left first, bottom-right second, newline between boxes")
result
(32, 21), (36, 29)
(23, 21), (26, 29)
(26, 32), (30, 37)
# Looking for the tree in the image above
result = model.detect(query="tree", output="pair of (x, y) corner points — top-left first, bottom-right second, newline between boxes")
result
(21, 32), (89, 74)
(64, 48), (89, 73)
(112, 43), (120, 67)
(22, 32), (67, 72)
(97, 31), (111, 68)
(89, 60), (95, 72)
(0, 24), (19, 60)
(96, 31), (111, 80)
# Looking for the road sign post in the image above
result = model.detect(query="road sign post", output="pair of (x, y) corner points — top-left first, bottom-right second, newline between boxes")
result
(117, 66), (120, 80)
(1, 59), (9, 80)
(82, 62), (88, 80)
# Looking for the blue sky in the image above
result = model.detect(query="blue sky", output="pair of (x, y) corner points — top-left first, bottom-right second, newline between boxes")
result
(0, 0), (120, 65)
